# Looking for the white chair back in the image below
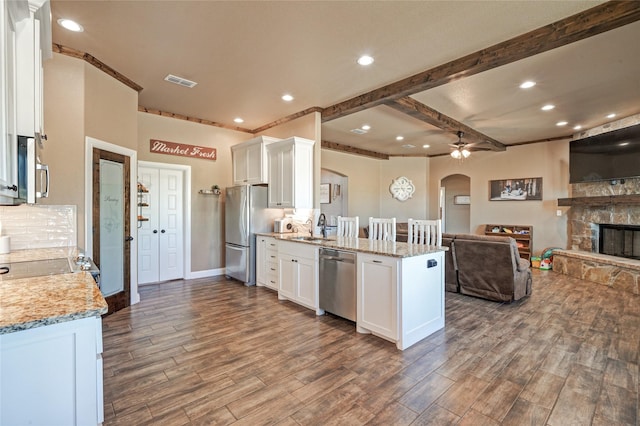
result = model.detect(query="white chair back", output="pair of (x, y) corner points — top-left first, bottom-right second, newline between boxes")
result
(407, 218), (442, 246)
(368, 217), (396, 241)
(337, 216), (359, 237)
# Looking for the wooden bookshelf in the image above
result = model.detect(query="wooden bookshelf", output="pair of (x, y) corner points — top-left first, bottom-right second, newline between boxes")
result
(484, 224), (532, 260)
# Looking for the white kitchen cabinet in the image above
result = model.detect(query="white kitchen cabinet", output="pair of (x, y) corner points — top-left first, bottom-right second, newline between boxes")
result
(15, 0), (48, 140)
(0, 316), (104, 425)
(357, 253), (398, 341)
(357, 250), (445, 350)
(267, 137), (315, 209)
(231, 136), (280, 185)
(277, 240), (320, 313)
(0, 1), (19, 202)
(256, 236), (278, 290)
(137, 166), (185, 284)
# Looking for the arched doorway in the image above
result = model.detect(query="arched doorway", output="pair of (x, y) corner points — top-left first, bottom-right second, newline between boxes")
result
(441, 174), (470, 233)
(320, 168), (348, 230)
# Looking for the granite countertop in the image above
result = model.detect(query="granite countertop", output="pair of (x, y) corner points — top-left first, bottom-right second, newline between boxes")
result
(0, 246), (78, 264)
(258, 233), (448, 258)
(0, 272), (107, 334)
(0, 247), (107, 335)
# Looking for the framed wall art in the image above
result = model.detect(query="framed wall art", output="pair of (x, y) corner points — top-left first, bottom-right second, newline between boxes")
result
(489, 177), (542, 201)
(320, 183), (331, 204)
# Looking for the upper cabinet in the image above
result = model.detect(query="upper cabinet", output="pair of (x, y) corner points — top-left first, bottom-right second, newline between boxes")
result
(0, 0), (19, 201)
(0, 0), (49, 205)
(16, 0), (49, 141)
(267, 137), (314, 209)
(231, 136), (280, 185)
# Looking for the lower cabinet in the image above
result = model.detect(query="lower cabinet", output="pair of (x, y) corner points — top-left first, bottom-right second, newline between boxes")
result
(357, 251), (445, 350)
(277, 241), (319, 312)
(257, 236), (278, 290)
(0, 316), (104, 425)
(357, 253), (398, 341)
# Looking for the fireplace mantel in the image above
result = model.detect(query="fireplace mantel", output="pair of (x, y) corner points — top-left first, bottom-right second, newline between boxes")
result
(557, 194), (640, 207)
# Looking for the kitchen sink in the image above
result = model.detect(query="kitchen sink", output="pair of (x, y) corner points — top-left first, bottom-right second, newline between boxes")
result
(290, 236), (330, 242)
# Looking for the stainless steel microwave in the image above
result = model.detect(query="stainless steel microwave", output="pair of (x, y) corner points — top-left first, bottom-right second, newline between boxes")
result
(16, 135), (49, 204)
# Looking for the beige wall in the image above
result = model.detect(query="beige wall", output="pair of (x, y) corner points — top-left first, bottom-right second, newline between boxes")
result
(430, 141), (570, 254)
(320, 151), (432, 227)
(321, 150), (380, 227)
(84, 64), (138, 151)
(137, 112), (251, 272)
(42, 53), (138, 246)
(379, 157), (429, 222)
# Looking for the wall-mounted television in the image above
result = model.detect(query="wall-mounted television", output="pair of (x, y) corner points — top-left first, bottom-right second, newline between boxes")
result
(569, 123), (640, 183)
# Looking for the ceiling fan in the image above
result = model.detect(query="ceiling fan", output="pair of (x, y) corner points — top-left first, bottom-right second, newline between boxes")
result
(449, 131), (471, 159)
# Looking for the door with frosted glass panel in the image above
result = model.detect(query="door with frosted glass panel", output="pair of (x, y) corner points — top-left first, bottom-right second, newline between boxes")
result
(92, 148), (131, 314)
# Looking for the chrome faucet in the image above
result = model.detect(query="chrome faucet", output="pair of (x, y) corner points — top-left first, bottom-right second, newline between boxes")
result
(317, 213), (327, 238)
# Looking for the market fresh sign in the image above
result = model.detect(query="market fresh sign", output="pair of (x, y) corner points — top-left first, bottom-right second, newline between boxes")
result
(150, 139), (217, 161)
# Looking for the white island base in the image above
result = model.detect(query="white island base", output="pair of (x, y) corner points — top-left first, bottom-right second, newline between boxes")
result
(356, 250), (445, 350)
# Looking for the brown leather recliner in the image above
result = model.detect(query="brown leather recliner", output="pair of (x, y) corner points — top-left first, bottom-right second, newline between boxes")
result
(452, 234), (532, 302)
(442, 233), (458, 293)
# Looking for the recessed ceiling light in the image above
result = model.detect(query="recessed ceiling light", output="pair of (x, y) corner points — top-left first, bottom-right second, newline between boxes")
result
(357, 55), (374, 66)
(57, 18), (84, 32)
(234, 117), (244, 123)
(573, 125), (582, 130)
(350, 128), (367, 134)
(620, 142), (630, 146)
(402, 144), (415, 149)
(423, 144), (430, 149)
(607, 113), (616, 119)
(519, 81), (536, 89)
(556, 121), (568, 126)
(361, 124), (371, 131)
(396, 136), (404, 141)
(282, 94), (294, 102)
(541, 104), (555, 111)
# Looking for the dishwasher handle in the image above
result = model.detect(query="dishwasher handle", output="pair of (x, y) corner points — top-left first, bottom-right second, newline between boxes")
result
(321, 256), (355, 264)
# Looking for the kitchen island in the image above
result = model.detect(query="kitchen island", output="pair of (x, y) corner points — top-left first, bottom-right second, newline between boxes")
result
(257, 233), (446, 350)
(0, 248), (107, 426)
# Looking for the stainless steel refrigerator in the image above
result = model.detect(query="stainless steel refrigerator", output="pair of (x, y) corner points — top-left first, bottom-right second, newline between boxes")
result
(225, 185), (282, 285)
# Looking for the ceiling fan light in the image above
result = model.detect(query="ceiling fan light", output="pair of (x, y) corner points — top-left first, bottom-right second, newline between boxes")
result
(461, 149), (471, 158)
(451, 149), (462, 159)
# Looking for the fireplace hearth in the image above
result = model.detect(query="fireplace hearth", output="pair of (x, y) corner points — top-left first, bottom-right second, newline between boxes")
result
(599, 224), (640, 260)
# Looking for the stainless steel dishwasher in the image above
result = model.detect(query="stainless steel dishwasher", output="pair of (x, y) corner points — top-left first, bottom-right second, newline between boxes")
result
(319, 248), (356, 322)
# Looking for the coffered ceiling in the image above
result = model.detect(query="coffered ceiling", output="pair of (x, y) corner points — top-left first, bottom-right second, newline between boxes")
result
(50, 1), (640, 158)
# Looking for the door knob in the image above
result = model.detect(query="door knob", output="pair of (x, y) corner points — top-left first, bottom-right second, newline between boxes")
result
(153, 230), (158, 234)
(125, 236), (134, 241)
(161, 229), (166, 233)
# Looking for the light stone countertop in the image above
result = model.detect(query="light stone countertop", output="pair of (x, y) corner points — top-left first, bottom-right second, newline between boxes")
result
(0, 247), (107, 335)
(0, 246), (79, 264)
(257, 233), (448, 258)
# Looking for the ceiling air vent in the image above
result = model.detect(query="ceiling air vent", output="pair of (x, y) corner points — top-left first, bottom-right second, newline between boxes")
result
(164, 74), (198, 88)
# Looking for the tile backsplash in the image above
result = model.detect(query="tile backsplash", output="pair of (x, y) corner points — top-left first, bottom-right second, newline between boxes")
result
(0, 205), (77, 250)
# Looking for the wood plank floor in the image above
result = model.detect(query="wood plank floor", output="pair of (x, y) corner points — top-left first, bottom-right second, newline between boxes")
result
(102, 269), (639, 425)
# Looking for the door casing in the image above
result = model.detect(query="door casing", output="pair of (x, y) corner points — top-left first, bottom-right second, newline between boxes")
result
(85, 137), (139, 306)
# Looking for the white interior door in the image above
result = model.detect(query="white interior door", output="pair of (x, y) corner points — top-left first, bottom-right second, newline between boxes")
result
(159, 169), (183, 281)
(137, 165), (184, 284)
(137, 166), (159, 284)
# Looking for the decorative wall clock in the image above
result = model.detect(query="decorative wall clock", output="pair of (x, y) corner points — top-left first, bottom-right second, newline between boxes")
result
(389, 176), (415, 201)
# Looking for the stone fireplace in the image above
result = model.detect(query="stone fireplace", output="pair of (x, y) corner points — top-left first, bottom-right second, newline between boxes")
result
(566, 178), (640, 254)
(553, 177), (640, 295)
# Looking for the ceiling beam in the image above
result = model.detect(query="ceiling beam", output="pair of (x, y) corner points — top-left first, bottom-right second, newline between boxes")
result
(321, 140), (389, 160)
(387, 97), (506, 151)
(321, 1), (640, 122)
